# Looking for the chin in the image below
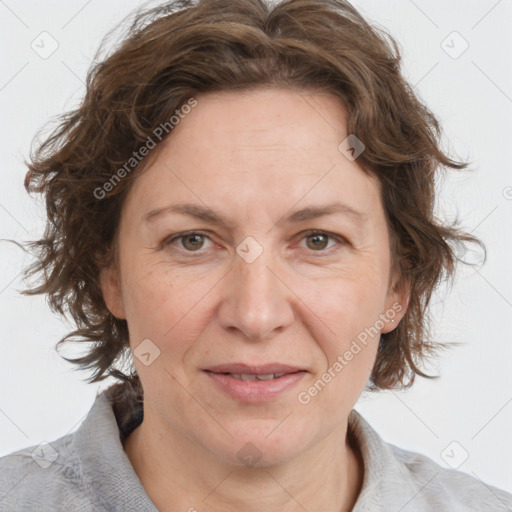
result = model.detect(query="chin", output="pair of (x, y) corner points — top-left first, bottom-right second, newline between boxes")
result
(204, 421), (313, 468)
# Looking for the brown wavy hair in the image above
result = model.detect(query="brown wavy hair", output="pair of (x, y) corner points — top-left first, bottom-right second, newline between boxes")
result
(17, 0), (484, 395)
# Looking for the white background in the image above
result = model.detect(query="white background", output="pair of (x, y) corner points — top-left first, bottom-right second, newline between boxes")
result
(1, 0), (511, 498)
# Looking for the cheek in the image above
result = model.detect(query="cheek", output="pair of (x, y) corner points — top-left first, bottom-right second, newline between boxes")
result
(301, 265), (387, 377)
(119, 259), (176, 339)
(312, 265), (389, 332)
(297, 278), (382, 413)
(121, 261), (216, 358)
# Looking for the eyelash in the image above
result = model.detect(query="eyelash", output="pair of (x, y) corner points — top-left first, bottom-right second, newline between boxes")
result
(162, 230), (347, 257)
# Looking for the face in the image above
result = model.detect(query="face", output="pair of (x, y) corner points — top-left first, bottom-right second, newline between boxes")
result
(101, 87), (408, 467)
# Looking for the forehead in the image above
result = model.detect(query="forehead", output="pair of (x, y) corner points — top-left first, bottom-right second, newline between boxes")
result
(172, 87), (350, 150)
(125, 87), (382, 226)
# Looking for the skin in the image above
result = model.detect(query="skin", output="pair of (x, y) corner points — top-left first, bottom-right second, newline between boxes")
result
(101, 87), (409, 512)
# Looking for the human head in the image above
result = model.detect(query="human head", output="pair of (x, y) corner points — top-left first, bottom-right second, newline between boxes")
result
(21, 0), (483, 398)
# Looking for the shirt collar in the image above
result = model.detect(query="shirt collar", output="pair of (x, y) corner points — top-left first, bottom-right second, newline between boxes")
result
(73, 384), (158, 511)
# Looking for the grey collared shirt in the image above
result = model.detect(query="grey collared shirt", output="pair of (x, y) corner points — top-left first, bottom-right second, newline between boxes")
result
(1, 383), (511, 511)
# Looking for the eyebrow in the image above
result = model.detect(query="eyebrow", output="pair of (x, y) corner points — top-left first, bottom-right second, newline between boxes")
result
(143, 201), (368, 228)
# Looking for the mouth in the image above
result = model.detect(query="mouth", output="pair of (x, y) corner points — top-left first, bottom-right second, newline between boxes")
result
(203, 363), (305, 375)
(202, 363), (307, 402)
(209, 372), (292, 381)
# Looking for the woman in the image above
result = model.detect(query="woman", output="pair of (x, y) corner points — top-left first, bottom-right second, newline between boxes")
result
(1, 0), (510, 510)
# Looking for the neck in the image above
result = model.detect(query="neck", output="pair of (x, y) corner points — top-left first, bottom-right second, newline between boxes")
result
(123, 404), (364, 512)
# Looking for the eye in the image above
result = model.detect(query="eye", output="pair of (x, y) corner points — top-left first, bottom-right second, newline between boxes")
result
(164, 231), (214, 253)
(297, 230), (345, 255)
(162, 230), (346, 256)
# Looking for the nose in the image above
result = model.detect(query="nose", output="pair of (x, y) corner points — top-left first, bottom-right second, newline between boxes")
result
(217, 247), (295, 341)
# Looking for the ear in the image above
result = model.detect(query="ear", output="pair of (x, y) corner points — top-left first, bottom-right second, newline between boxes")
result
(99, 264), (126, 320)
(380, 274), (410, 334)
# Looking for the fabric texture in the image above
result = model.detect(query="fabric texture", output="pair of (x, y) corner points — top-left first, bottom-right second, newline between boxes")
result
(1, 382), (511, 511)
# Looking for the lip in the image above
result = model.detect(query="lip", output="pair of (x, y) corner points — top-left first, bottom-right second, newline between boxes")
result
(202, 363), (307, 403)
(203, 370), (306, 403)
(204, 363), (304, 375)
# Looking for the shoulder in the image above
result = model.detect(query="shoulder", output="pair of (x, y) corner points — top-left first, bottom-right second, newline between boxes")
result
(0, 432), (98, 511)
(349, 409), (512, 512)
(0, 385), (149, 512)
(389, 443), (512, 511)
